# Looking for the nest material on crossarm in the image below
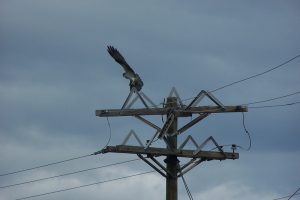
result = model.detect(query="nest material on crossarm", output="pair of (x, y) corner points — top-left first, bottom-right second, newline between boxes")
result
(107, 46), (144, 91)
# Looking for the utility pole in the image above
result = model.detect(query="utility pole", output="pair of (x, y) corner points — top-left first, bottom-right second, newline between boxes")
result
(94, 88), (247, 199)
(164, 97), (178, 200)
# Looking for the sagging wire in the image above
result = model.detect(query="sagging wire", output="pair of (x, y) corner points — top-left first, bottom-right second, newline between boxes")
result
(147, 52), (300, 109)
(0, 117), (113, 177)
(209, 112), (252, 152)
(103, 117), (112, 149)
(210, 54), (300, 93)
(0, 154), (92, 177)
(92, 117), (113, 156)
(244, 91), (300, 105)
(0, 159), (139, 189)
(248, 101), (300, 109)
(15, 170), (155, 200)
(240, 112), (252, 151)
(288, 187), (300, 200)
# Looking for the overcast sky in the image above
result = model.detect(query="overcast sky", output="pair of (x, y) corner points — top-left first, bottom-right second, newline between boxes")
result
(0, 1), (300, 200)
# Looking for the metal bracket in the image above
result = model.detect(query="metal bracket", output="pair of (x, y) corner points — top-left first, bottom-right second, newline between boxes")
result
(121, 88), (157, 109)
(178, 135), (199, 150)
(133, 115), (161, 150)
(177, 158), (205, 177)
(134, 115), (161, 131)
(193, 136), (226, 158)
(185, 90), (225, 110)
(175, 135), (226, 175)
(176, 113), (210, 136)
(137, 154), (176, 178)
(122, 130), (144, 147)
(137, 154), (167, 177)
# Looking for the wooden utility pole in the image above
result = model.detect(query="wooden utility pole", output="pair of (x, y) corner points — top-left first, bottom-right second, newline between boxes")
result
(164, 97), (178, 200)
(94, 88), (247, 199)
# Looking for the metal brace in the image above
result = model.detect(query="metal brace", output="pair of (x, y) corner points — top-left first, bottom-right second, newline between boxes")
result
(193, 136), (226, 158)
(185, 90), (225, 110)
(178, 135), (199, 150)
(122, 130), (144, 147)
(121, 87), (157, 109)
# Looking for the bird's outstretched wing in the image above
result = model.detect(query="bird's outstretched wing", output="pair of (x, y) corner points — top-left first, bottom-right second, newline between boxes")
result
(107, 46), (135, 74)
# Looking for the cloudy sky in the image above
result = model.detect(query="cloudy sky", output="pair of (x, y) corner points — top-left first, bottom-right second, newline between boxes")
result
(0, 1), (300, 200)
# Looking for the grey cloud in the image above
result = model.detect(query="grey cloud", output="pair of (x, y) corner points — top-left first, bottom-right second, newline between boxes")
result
(1, 0), (299, 199)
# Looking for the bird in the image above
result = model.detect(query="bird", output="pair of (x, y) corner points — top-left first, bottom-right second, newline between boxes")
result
(107, 46), (144, 91)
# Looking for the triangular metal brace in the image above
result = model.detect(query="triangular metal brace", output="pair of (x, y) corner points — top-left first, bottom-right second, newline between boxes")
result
(168, 87), (184, 108)
(144, 130), (160, 150)
(177, 158), (205, 177)
(185, 90), (225, 110)
(121, 87), (158, 109)
(175, 113), (210, 136)
(193, 136), (225, 157)
(137, 154), (168, 177)
(133, 115), (174, 150)
(122, 130), (144, 147)
(178, 135), (199, 150)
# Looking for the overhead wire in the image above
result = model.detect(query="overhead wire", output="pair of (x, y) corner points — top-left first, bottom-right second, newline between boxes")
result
(249, 101), (300, 109)
(15, 170), (155, 200)
(103, 117), (112, 149)
(288, 187), (300, 200)
(210, 54), (300, 93)
(0, 158), (139, 189)
(208, 112), (252, 152)
(272, 188), (300, 200)
(149, 54), (300, 107)
(240, 112), (252, 151)
(162, 92), (300, 110)
(0, 117), (114, 178)
(153, 53), (300, 108)
(153, 89), (300, 110)
(243, 91), (300, 105)
(0, 154), (92, 177)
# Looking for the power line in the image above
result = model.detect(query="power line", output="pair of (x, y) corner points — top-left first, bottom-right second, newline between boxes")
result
(210, 54), (300, 93)
(152, 53), (300, 108)
(239, 112), (252, 151)
(0, 154), (92, 177)
(272, 189), (300, 200)
(249, 101), (300, 109)
(207, 113), (251, 152)
(159, 89), (300, 111)
(272, 193), (300, 200)
(0, 158), (139, 189)
(103, 117), (112, 149)
(0, 117), (114, 178)
(288, 188), (300, 200)
(15, 170), (155, 200)
(244, 91), (300, 105)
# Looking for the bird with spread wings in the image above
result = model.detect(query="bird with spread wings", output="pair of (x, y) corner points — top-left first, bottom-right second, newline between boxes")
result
(107, 46), (144, 91)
